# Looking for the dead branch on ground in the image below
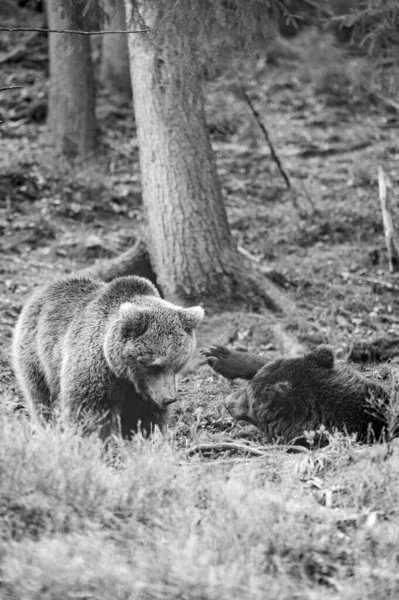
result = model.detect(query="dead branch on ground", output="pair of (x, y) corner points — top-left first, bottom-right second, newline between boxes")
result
(237, 245), (261, 263)
(371, 91), (399, 113)
(343, 273), (399, 292)
(187, 442), (309, 457)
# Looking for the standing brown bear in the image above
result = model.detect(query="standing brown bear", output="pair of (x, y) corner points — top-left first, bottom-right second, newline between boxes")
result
(201, 345), (393, 444)
(13, 275), (204, 438)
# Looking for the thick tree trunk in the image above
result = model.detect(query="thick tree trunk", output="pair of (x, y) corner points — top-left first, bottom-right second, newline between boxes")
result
(124, 2), (287, 310)
(101, 0), (131, 97)
(46, 0), (97, 158)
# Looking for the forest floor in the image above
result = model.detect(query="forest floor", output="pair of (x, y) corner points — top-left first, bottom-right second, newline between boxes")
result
(1, 14), (399, 600)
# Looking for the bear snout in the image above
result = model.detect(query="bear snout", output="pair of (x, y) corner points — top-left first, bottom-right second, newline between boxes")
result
(146, 373), (178, 409)
(224, 387), (257, 424)
(224, 391), (238, 414)
(162, 396), (178, 407)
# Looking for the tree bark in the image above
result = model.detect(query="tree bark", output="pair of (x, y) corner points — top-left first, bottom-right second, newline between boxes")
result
(124, 1), (287, 311)
(101, 0), (132, 98)
(46, 0), (97, 158)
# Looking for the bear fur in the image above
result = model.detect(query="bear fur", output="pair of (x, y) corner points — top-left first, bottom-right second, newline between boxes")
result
(201, 345), (392, 443)
(13, 275), (204, 438)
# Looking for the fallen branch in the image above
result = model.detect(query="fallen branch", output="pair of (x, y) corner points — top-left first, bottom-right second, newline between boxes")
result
(187, 443), (265, 456)
(348, 274), (399, 292)
(0, 26), (149, 35)
(187, 442), (309, 456)
(237, 245), (262, 263)
(298, 141), (370, 157)
(371, 91), (399, 113)
(378, 166), (399, 273)
(240, 86), (291, 190)
(0, 86), (23, 91)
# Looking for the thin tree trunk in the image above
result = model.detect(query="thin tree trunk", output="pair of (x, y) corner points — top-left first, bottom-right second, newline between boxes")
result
(124, 1), (287, 310)
(46, 0), (97, 158)
(101, 0), (131, 97)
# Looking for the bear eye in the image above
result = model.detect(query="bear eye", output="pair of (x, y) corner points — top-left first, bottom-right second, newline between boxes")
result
(136, 357), (165, 373)
(123, 321), (148, 339)
(181, 322), (195, 335)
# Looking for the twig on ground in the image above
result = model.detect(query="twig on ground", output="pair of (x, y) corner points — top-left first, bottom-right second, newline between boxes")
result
(372, 91), (399, 113)
(237, 245), (262, 263)
(0, 26), (149, 35)
(298, 141), (370, 157)
(187, 443), (265, 456)
(239, 86), (291, 190)
(187, 442), (309, 457)
(352, 274), (399, 292)
(378, 166), (399, 273)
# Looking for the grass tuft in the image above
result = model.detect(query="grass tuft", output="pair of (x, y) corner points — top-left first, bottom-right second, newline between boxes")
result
(0, 406), (399, 599)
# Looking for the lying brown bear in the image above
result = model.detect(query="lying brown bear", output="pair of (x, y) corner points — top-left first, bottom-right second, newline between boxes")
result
(201, 344), (393, 444)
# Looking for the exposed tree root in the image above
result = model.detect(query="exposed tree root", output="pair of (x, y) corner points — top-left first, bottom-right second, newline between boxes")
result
(222, 267), (293, 314)
(75, 239), (157, 284)
(76, 240), (298, 318)
(75, 241), (307, 357)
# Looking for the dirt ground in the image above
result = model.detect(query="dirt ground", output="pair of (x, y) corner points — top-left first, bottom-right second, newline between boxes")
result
(1, 21), (399, 450)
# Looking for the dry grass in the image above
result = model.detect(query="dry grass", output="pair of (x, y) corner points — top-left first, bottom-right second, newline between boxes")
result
(0, 404), (398, 600)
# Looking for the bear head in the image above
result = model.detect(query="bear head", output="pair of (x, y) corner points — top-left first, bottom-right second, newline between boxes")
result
(104, 297), (204, 409)
(225, 345), (335, 441)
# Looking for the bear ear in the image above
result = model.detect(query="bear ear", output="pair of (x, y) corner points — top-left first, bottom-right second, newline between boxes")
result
(119, 303), (149, 337)
(306, 345), (334, 369)
(179, 306), (205, 332)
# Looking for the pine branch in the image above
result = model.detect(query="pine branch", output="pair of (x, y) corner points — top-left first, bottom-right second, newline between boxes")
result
(0, 26), (150, 36)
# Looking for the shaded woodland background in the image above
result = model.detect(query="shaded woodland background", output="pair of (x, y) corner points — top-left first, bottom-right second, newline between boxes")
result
(1, 1), (399, 598)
